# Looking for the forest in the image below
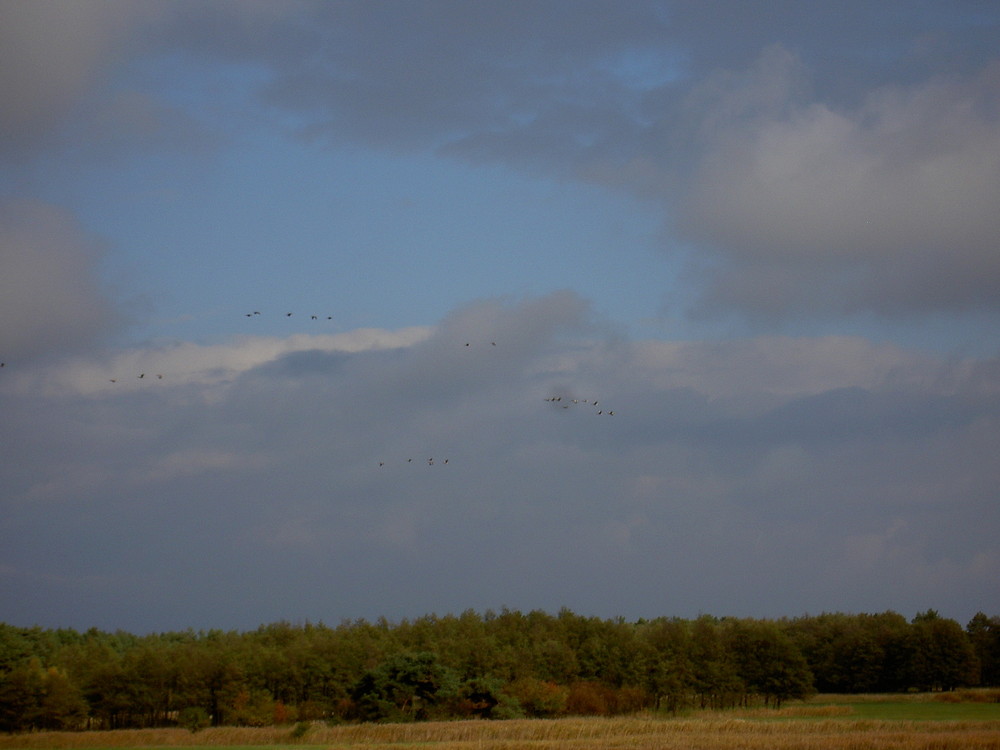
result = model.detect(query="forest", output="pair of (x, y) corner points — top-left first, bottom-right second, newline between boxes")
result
(1, 609), (997, 733)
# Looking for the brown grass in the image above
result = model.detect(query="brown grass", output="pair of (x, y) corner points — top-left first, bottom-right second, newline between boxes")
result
(935, 689), (1000, 704)
(3, 714), (1000, 750)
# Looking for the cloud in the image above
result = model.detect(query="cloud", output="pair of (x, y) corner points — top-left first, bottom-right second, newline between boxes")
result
(8, 2), (994, 325)
(261, 1), (669, 151)
(4, 327), (431, 397)
(2, 293), (998, 629)
(193, 4), (996, 322)
(2, 3), (998, 630)
(677, 52), (1000, 319)
(0, 200), (121, 360)
(0, 0), (157, 159)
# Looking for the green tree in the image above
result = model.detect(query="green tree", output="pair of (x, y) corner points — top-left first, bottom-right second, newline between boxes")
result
(35, 665), (88, 730)
(351, 651), (458, 722)
(0, 659), (43, 732)
(723, 619), (814, 708)
(637, 618), (692, 713)
(689, 616), (741, 709)
(967, 612), (1000, 686)
(909, 611), (977, 691)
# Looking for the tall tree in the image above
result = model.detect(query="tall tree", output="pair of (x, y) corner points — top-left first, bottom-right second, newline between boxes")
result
(723, 619), (814, 708)
(909, 611), (977, 691)
(967, 612), (1000, 686)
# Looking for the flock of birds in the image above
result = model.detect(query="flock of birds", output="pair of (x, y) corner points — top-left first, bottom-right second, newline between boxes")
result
(543, 395), (615, 416)
(244, 311), (335, 320)
(109, 373), (163, 383)
(379, 457), (450, 468)
(374, 393), (617, 468)
(2, 310), (619, 471)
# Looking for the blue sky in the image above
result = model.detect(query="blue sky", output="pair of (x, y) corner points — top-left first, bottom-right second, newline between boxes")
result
(1, 0), (998, 633)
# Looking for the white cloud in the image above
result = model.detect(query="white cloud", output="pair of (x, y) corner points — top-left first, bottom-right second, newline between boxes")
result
(4, 327), (431, 397)
(678, 52), (1000, 317)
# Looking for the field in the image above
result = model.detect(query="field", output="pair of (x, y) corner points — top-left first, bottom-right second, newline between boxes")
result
(3, 698), (1000, 750)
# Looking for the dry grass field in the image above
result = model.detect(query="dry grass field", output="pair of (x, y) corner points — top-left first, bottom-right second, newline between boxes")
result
(3, 706), (1000, 750)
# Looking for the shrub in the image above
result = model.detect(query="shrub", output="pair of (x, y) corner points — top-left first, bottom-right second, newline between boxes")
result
(502, 678), (568, 717)
(177, 706), (210, 733)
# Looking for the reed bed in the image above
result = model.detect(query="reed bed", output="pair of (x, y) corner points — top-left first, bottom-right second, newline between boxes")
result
(3, 714), (1000, 750)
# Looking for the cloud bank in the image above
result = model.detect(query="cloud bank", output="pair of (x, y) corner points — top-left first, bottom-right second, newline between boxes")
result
(3, 293), (997, 631)
(1, 1), (997, 632)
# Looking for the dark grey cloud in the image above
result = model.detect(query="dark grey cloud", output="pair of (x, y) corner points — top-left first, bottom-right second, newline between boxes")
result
(2, 2), (999, 633)
(2, 294), (997, 631)
(0, 200), (121, 360)
(0, 0), (160, 160)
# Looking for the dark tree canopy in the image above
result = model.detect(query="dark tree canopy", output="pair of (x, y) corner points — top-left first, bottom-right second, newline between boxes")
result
(0, 608), (991, 732)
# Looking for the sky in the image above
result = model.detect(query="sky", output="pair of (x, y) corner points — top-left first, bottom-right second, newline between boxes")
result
(1, 0), (998, 635)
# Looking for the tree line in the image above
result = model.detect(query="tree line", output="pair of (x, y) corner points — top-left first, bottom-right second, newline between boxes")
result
(1, 608), (997, 732)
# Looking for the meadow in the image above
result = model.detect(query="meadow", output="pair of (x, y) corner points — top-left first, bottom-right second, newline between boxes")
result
(3, 698), (1000, 750)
